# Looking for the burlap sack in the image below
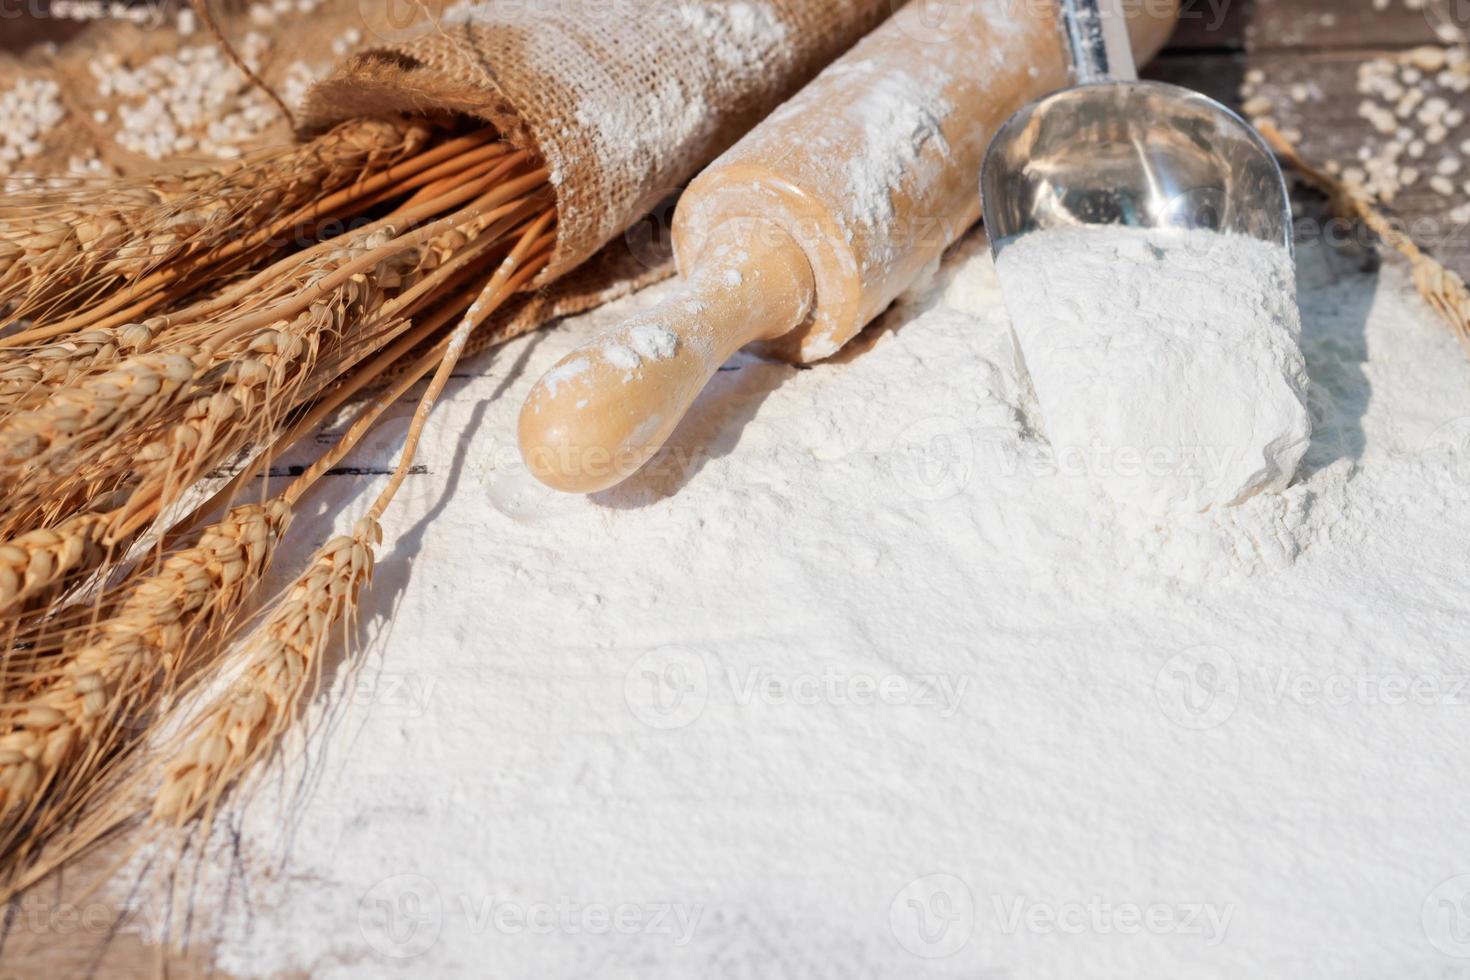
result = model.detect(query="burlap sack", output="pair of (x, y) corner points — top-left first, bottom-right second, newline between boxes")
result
(299, 0), (896, 353)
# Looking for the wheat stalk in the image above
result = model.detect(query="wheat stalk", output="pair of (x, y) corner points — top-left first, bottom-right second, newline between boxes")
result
(152, 516), (377, 824)
(0, 172), (552, 537)
(0, 511), (114, 619)
(0, 323), (158, 422)
(0, 118), (443, 339)
(0, 501), (292, 848)
(0, 310), (355, 588)
(0, 144), (537, 438)
(152, 209), (556, 826)
(2, 131), (517, 350)
(0, 350), (204, 479)
(0, 311), (451, 699)
(95, 210), (543, 547)
(0, 109), (561, 887)
(3, 154), (545, 414)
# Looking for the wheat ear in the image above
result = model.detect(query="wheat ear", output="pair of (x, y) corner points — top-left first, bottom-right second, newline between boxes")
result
(0, 511), (114, 620)
(153, 209), (556, 825)
(0, 122), (556, 881)
(26, 197), (549, 549)
(0, 213), (551, 870)
(0, 165), (551, 495)
(0, 501), (292, 853)
(0, 323), (159, 421)
(0, 118), (441, 339)
(0, 303), (451, 867)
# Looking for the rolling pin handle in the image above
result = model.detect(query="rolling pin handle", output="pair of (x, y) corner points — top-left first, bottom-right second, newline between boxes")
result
(518, 221), (815, 494)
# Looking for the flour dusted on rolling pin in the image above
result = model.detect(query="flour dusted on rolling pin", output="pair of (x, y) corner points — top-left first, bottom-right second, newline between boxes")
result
(519, 2), (1182, 493)
(996, 226), (1312, 513)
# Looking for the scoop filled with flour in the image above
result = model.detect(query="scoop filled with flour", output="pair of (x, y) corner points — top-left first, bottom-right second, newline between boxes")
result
(995, 226), (1311, 513)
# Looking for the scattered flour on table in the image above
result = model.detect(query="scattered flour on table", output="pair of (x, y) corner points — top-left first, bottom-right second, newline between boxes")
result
(996, 226), (1313, 515)
(144, 234), (1470, 979)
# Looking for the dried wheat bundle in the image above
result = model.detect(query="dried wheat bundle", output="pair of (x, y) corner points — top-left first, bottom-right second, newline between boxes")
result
(0, 111), (557, 889)
(0, 132), (551, 578)
(0, 117), (443, 339)
(0, 501), (292, 865)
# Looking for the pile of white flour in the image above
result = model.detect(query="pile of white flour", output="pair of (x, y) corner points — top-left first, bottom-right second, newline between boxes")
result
(996, 226), (1312, 514)
(140, 232), (1470, 978)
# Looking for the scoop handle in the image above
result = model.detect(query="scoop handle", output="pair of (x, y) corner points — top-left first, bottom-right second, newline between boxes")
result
(1060, 0), (1139, 84)
(518, 222), (814, 494)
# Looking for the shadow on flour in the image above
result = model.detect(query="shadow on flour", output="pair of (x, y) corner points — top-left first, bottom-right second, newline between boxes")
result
(592, 354), (795, 507)
(354, 329), (546, 630)
(587, 230), (1000, 507)
(591, 236), (999, 508)
(248, 336), (541, 846)
(255, 397), (495, 859)
(1296, 236), (1378, 475)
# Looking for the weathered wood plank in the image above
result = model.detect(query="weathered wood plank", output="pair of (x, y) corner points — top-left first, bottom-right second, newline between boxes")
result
(1165, 0), (1450, 52)
(1244, 0), (1448, 50)
(1167, 0), (1253, 51)
(1146, 49), (1249, 102)
(1146, 48), (1470, 279)
(0, 11), (86, 54)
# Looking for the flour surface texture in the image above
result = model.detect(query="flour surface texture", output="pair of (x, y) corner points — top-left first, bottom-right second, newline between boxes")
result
(996, 226), (1312, 513)
(121, 233), (1470, 980)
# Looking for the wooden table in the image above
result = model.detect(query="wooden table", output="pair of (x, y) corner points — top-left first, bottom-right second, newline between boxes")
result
(0, 1), (1466, 976)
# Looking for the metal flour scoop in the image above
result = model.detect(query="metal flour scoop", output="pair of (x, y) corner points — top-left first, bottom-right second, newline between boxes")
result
(981, 0), (1292, 259)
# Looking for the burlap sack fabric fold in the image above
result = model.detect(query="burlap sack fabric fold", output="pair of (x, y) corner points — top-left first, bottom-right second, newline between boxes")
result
(300, 0), (896, 354)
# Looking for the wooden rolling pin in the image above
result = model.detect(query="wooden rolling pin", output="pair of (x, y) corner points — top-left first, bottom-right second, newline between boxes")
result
(520, 0), (1179, 493)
